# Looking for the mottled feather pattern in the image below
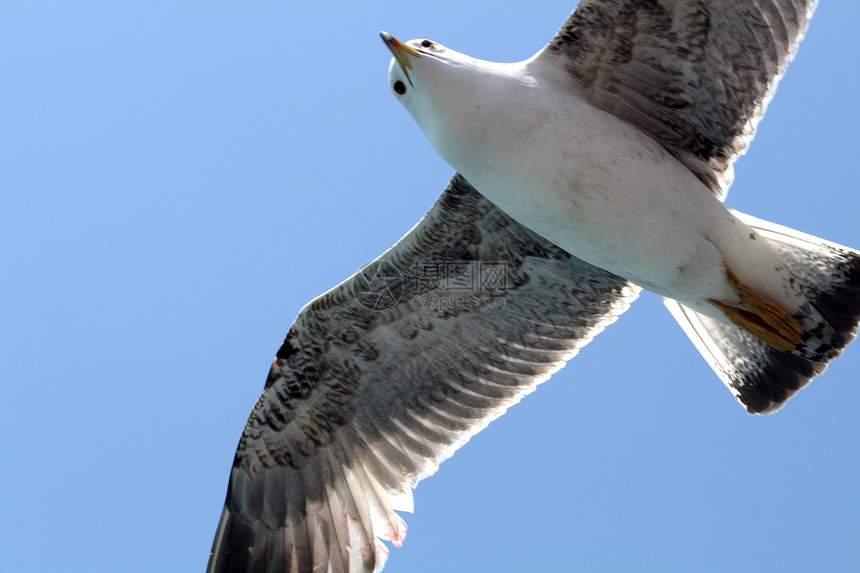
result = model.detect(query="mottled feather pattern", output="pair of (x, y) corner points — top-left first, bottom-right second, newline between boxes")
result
(207, 175), (639, 572)
(543, 0), (817, 197)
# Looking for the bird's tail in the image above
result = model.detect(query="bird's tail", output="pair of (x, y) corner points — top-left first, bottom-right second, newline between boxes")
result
(664, 211), (860, 414)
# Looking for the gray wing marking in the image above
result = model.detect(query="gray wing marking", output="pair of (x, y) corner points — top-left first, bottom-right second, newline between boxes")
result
(207, 174), (639, 573)
(540, 0), (817, 198)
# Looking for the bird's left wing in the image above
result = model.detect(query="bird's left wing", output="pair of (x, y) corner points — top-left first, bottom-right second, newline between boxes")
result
(207, 174), (639, 573)
(538, 0), (817, 199)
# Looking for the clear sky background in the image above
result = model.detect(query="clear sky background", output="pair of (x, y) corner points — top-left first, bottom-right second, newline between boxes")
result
(2, 2), (859, 572)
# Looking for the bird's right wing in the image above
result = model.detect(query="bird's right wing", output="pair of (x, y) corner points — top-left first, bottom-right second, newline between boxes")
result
(207, 174), (639, 573)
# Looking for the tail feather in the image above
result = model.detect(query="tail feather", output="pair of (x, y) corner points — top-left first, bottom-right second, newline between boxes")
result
(738, 211), (860, 354)
(666, 212), (860, 414)
(664, 298), (827, 413)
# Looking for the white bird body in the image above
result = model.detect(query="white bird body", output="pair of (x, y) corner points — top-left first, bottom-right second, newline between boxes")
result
(390, 47), (804, 324)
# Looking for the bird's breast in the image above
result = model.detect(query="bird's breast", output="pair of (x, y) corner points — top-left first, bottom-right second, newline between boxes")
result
(433, 80), (732, 300)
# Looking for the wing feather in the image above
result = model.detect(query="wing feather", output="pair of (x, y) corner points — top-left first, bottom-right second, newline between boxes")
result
(207, 175), (639, 572)
(540, 0), (817, 198)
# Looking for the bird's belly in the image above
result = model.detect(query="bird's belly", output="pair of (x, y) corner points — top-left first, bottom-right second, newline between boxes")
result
(447, 96), (733, 302)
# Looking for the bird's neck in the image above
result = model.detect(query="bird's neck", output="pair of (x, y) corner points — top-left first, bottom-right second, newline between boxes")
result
(421, 60), (541, 178)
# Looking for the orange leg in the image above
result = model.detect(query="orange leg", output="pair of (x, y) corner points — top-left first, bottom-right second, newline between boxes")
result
(708, 266), (803, 352)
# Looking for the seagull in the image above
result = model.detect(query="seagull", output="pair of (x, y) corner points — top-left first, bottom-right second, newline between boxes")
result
(208, 2), (860, 572)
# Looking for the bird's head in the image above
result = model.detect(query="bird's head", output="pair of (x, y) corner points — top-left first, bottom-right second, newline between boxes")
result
(380, 31), (493, 168)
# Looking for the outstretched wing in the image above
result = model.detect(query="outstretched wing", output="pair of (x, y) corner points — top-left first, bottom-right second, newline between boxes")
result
(207, 175), (639, 573)
(539, 0), (817, 198)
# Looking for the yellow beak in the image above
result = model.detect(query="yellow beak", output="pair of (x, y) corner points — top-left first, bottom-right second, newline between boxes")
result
(380, 31), (421, 80)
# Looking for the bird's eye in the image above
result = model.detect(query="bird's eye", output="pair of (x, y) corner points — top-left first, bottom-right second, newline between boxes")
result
(393, 80), (406, 95)
(421, 40), (434, 49)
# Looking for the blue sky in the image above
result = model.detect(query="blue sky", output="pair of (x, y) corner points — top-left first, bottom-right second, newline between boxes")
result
(2, 2), (858, 572)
